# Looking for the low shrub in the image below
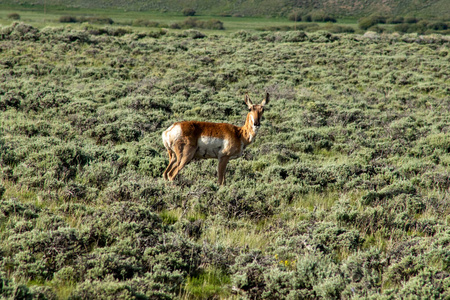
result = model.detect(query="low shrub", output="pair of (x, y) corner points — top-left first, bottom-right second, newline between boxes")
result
(302, 14), (312, 22)
(0, 91), (22, 111)
(203, 19), (225, 30)
(210, 185), (275, 220)
(289, 11), (336, 23)
(171, 17), (225, 30)
(428, 22), (448, 31)
(182, 8), (196, 16)
(7, 13), (21, 20)
(82, 16), (114, 25)
(307, 31), (339, 43)
(288, 10), (303, 22)
(359, 17), (378, 30)
(132, 19), (159, 27)
(358, 15), (388, 30)
(59, 16), (114, 25)
(387, 16), (404, 24)
(323, 24), (355, 33)
(310, 12), (336, 23)
(405, 16), (419, 23)
(394, 23), (412, 33)
(69, 280), (138, 300)
(256, 24), (318, 32)
(283, 30), (308, 42)
(0, 22), (40, 41)
(368, 25), (385, 33)
(59, 15), (77, 23)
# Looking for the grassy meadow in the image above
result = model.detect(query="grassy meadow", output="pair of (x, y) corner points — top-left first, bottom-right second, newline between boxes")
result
(0, 7), (311, 32)
(0, 15), (450, 299)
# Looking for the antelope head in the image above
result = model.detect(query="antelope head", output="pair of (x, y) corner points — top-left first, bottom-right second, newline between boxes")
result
(244, 92), (269, 141)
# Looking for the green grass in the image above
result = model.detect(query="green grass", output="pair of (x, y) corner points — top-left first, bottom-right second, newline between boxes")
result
(160, 209), (179, 225)
(201, 218), (275, 250)
(184, 267), (231, 299)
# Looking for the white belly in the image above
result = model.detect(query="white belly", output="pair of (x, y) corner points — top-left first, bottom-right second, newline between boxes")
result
(195, 136), (230, 159)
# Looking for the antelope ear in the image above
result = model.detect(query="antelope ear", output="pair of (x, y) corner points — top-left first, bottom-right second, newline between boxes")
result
(261, 93), (270, 106)
(244, 93), (253, 109)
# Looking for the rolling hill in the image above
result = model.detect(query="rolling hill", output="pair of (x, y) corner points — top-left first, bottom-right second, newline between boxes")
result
(2, 0), (449, 18)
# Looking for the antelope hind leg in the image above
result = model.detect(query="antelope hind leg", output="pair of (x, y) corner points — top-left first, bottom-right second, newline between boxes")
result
(168, 143), (197, 181)
(163, 149), (177, 180)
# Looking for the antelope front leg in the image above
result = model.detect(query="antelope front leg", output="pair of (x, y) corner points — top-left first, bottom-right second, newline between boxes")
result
(218, 156), (230, 186)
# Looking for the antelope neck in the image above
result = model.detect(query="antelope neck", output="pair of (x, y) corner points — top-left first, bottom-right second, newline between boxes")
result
(240, 113), (259, 144)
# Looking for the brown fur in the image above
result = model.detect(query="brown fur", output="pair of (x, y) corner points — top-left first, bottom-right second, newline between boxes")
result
(162, 93), (269, 185)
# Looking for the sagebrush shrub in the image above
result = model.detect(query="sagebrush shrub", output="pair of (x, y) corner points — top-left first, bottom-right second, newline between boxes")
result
(182, 8), (196, 16)
(7, 13), (20, 20)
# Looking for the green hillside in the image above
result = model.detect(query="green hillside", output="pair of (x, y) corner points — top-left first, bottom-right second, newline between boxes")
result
(1, 0), (450, 18)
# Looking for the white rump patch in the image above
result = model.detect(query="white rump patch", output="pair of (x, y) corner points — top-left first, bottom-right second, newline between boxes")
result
(163, 124), (182, 150)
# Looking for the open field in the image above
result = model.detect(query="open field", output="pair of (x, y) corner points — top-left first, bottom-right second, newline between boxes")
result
(2, 6), (450, 36)
(0, 6), (356, 33)
(0, 20), (450, 299)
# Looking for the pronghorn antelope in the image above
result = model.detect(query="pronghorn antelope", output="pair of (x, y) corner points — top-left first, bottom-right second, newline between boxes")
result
(162, 93), (269, 185)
